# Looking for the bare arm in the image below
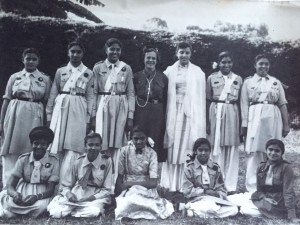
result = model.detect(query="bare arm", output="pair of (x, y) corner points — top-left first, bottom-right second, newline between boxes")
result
(279, 104), (290, 137)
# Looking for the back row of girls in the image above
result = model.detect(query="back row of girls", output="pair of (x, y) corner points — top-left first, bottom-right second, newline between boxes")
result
(0, 38), (289, 195)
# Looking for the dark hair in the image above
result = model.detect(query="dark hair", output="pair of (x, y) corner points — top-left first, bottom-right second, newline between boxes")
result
(29, 127), (54, 145)
(254, 54), (270, 64)
(193, 138), (211, 152)
(141, 46), (161, 65)
(84, 132), (102, 145)
(104, 38), (123, 50)
(132, 125), (147, 137)
(176, 42), (192, 53)
(266, 139), (285, 154)
(68, 41), (85, 53)
(22, 48), (40, 59)
(218, 51), (233, 63)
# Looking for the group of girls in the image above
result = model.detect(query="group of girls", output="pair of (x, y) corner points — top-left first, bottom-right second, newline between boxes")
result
(0, 37), (296, 222)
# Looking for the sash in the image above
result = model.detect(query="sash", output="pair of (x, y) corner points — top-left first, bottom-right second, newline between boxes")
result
(95, 61), (126, 136)
(48, 65), (88, 154)
(212, 73), (237, 156)
(245, 75), (275, 153)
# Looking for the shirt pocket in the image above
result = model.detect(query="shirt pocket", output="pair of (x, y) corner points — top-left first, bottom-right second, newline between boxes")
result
(211, 81), (224, 97)
(94, 169), (105, 186)
(76, 77), (88, 92)
(40, 166), (53, 182)
(229, 81), (241, 98)
(269, 85), (280, 102)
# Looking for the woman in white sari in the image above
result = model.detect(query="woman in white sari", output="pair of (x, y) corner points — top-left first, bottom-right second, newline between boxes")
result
(161, 42), (206, 192)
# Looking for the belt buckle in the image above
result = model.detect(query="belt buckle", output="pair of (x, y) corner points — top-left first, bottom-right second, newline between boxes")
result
(111, 91), (116, 96)
(153, 100), (158, 104)
(225, 100), (230, 104)
(263, 100), (268, 104)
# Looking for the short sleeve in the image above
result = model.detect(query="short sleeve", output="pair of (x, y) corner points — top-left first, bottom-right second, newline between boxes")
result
(11, 157), (25, 178)
(3, 74), (15, 100)
(276, 81), (288, 106)
(47, 158), (60, 183)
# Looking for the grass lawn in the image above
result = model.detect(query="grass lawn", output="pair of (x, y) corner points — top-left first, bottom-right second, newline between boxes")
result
(0, 130), (299, 225)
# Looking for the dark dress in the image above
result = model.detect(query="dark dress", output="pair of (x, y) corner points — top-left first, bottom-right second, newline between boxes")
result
(133, 70), (168, 162)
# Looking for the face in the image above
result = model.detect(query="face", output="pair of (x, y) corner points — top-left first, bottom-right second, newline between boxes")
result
(219, 56), (233, 75)
(86, 137), (102, 162)
(266, 144), (283, 163)
(23, 53), (39, 72)
(196, 143), (211, 164)
(68, 45), (84, 65)
(32, 139), (48, 160)
(176, 47), (191, 66)
(144, 51), (157, 70)
(132, 131), (147, 150)
(255, 58), (270, 77)
(105, 43), (121, 63)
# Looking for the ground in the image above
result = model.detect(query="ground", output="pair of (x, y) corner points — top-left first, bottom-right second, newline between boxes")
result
(0, 130), (299, 225)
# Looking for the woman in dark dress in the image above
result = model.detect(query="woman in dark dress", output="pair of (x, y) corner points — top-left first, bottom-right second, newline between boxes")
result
(133, 46), (168, 162)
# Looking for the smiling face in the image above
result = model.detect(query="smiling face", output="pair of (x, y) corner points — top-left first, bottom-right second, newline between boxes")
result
(32, 138), (49, 160)
(23, 53), (39, 73)
(68, 45), (84, 66)
(176, 47), (191, 66)
(144, 51), (157, 71)
(105, 43), (121, 63)
(255, 57), (270, 77)
(219, 56), (233, 75)
(196, 143), (211, 165)
(85, 137), (102, 162)
(132, 131), (147, 151)
(266, 144), (283, 163)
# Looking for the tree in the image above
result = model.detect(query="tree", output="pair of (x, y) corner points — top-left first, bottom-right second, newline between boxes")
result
(75, 0), (105, 7)
(257, 23), (269, 38)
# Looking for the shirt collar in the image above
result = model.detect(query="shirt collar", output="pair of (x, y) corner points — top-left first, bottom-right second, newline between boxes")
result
(82, 153), (102, 168)
(21, 69), (38, 78)
(218, 71), (233, 79)
(67, 62), (84, 72)
(194, 157), (214, 169)
(105, 59), (120, 68)
(29, 151), (50, 165)
(253, 73), (270, 82)
(265, 158), (284, 169)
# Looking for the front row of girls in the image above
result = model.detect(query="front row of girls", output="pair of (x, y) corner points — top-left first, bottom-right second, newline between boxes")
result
(0, 38), (290, 202)
(0, 126), (298, 223)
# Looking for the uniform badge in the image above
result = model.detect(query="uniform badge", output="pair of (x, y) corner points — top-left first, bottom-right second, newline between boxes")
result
(38, 77), (43, 82)
(233, 81), (238, 85)
(84, 73), (89, 78)
(273, 82), (277, 85)
(214, 81), (219, 84)
(16, 77), (21, 80)
(62, 73), (67, 76)
(121, 67), (126, 72)
(45, 163), (51, 168)
(100, 164), (106, 170)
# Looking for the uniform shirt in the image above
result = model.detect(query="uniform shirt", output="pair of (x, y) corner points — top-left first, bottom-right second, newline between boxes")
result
(118, 142), (158, 182)
(60, 153), (113, 200)
(93, 59), (135, 119)
(181, 158), (226, 200)
(11, 151), (59, 184)
(240, 74), (287, 127)
(206, 72), (242, 102)
(252, 158), (296, 219)
(3, 69), (51, 103)
(46, 64), (95, 122)
(133, 70), (168, 104)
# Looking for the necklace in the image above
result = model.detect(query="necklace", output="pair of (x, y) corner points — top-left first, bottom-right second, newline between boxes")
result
(136, 70), (157, 107)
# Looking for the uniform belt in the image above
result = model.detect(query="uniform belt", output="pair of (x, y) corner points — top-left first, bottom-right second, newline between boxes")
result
(212, 100), (237, 104)
(261, 185), (283, 193)
(98, 91), (126, 96)
(138, 97), (162, 104)
(250, 101), (275, 106)
(60, 91), (85, 96)
(12, 97), (41, 103)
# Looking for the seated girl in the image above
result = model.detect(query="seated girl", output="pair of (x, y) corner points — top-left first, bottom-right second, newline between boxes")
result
(0, 127), (59, 218)
(114, 125), (174, 220)
(181, 138), (238, 218)
(240, 139), (300, 223)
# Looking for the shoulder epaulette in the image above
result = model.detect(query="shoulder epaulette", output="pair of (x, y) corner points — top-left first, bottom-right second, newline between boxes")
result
(18, 152), (31, 158)
(186, 161), (194, 166)
(48, 153), (59, 160)
(244, 76), (253, 80)
(77, 154), (86, 160)
(58, 63), (68, 69)
(94, 60), (104, 66)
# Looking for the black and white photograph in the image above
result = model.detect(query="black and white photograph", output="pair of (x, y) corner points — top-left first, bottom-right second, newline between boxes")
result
(0, 0), (300, 224)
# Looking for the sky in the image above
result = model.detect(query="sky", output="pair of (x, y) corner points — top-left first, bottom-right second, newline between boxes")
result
(83, 0), (300, 41)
